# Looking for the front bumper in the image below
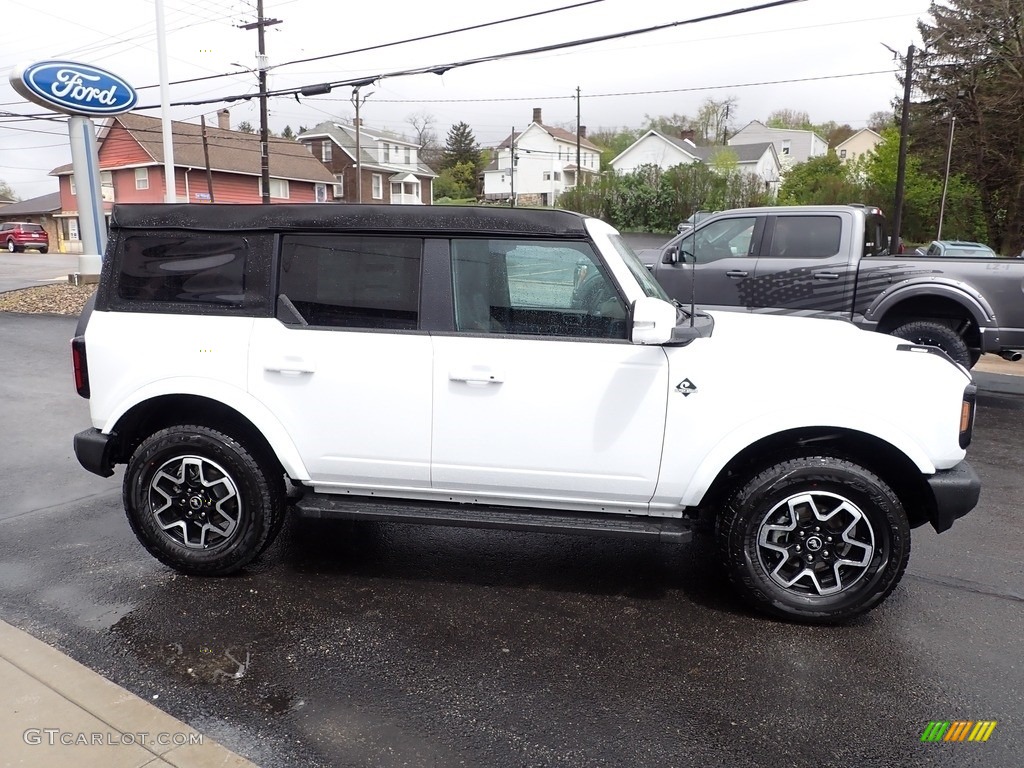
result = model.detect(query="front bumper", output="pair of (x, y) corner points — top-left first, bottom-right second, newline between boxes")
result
(926, 460), (981, 532)
(73, 428), (119, 478)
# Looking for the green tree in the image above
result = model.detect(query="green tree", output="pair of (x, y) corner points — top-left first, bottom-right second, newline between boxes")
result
(0, 179), (19, 201)
(280, 125), (295, 140)
(777, 153), (865, 206)
(911, 0), (1024, 253)
(236, 121), (255, 134)
(441, 122), (481, 171)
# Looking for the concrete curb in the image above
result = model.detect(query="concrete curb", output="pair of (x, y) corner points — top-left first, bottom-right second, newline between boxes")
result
(0, 620), (258, 768)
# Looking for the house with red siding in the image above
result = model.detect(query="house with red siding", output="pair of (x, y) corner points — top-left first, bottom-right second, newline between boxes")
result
(50, 110), (336, 251)
(297, 121), (436, 205)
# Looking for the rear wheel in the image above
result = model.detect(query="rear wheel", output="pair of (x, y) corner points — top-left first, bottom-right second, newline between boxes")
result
(38, 247), (48, 254)
(123, 425), (285, 575)
(716, 456), (910, 623)
(6, 239), (16, 253)
(891, 319), (971, 368)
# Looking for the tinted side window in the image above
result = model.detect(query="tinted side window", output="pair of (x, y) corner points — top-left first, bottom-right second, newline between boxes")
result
(682, 217), (757, 264)
(278, 235), (421, 330)
(451, 238), (626, 339)
(766, 216), (841, 258)
(118, 235), (248, 305)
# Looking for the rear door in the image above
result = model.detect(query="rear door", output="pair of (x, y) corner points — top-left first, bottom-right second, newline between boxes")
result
(748, 213), (856, 317)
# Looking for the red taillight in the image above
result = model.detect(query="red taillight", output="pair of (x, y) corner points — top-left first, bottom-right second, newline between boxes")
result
(71, 336), (90, 398)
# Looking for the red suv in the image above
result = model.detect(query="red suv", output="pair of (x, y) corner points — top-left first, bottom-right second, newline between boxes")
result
(1, 222), (49, 253)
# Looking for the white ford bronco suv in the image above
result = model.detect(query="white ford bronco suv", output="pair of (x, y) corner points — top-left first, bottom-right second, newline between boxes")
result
(72, 204), (980, 623)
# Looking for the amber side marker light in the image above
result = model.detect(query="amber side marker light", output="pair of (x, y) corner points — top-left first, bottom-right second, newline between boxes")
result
(959, 385), (977, 448)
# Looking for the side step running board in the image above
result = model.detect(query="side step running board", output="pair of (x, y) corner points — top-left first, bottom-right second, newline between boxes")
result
(293, 493), (692, 544)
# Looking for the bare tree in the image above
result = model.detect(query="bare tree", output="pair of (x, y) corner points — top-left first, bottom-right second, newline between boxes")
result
(407, 111), (442, 168)
(695, 97), (738, 144)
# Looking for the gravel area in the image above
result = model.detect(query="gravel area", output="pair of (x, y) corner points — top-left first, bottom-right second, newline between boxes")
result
(0, 283), (96, 316)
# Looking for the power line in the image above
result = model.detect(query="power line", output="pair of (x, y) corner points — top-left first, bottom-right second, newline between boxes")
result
(137, 0), (807, 110)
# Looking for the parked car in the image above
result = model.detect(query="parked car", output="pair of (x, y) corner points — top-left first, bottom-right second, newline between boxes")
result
(0, 221), (49, 253)
(643, 205), (1024, 368)
(71, 203), (980, 623)
(923, 240), (997, 258)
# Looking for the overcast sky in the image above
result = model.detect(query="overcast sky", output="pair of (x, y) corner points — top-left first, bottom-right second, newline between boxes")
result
(1, 0), (932, 199)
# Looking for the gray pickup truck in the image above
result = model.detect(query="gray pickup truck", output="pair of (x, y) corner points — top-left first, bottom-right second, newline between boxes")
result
(641, 204), (1024, 368)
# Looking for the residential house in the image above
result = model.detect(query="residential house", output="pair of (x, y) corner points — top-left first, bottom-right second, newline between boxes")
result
(482, 108), (601, 206)
(834, 128), (882, 164)
(728, 120), (828, 168)
(0, 192), (61, 251)
(610, 130), (782, 196)
(297, 121), (436, 205)
(609, 130), (703, 174)
(50, 110), (337, 252)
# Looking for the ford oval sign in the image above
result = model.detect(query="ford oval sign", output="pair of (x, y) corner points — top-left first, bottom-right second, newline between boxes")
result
(10, 60), (137, 116)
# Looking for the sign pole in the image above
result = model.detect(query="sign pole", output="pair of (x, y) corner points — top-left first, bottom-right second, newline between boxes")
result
(67, 116), (106, 256)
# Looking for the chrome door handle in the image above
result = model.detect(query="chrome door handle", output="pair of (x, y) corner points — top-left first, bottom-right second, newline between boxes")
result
(725, 270), (749, 278)
(449, 368), (504, 384)
(813, 272), (841, 280)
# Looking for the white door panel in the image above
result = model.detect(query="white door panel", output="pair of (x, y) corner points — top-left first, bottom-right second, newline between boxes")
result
(431, 336), (668, 505)
(249, 320), (432, 488)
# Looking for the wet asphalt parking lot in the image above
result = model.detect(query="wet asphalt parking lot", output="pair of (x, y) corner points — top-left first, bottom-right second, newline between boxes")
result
(1, 309), (1021, 768)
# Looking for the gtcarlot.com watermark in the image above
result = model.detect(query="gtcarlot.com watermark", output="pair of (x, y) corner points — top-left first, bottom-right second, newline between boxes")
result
(23, 729), (203, 747)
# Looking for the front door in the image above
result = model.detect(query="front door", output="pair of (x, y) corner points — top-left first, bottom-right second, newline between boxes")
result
(430, 237), (668, 509)
(657, 215), (763, 312)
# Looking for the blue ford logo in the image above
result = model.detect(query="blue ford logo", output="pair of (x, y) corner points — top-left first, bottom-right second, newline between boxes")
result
(10, 60), (137, 116)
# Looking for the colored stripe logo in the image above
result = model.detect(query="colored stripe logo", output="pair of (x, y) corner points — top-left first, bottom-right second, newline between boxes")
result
(921, 721), (997, 742)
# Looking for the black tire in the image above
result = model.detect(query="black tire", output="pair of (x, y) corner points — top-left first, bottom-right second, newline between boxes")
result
(123, 425), (285, 575)
(716, 456), (910, 624)
(891, 320), (971, 368)
(38, 247), (48, 254)
(6, 239), (17, 253)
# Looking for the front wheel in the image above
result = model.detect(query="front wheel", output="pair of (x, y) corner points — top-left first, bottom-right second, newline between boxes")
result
(123, 425), (284, 575)
(891, 320), (972, 368)
(6, 239), (16, 253)
(716, 456), (910, 623)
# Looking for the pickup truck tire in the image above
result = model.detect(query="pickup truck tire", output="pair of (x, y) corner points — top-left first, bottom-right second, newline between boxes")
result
(717, 456), (911, 624)
(122, 425), (284, 576)
(890, 320), (971, 368)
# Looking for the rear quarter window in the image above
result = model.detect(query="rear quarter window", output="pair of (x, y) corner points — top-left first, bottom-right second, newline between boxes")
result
(115, 234), (250, 307)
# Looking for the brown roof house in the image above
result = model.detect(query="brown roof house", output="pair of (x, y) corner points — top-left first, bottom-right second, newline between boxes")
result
(298, 120), (437, 204)
(50, 110), (337, 251)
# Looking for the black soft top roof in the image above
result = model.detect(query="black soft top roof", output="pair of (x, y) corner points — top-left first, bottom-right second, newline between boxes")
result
(110, 203), (592, 238)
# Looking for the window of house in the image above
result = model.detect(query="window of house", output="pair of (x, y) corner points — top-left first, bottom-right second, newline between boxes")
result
(333, 173), (344, 198)
(260, 177), (290, 199)
(839, 149), (847, 159)
(100, 171), (114, 202)
(135, 168), (149, 190)
(543, 172), (552, 181)
(450, 239), (626, 339)
(321, 142), (332, 162)
(766, 216), (842, 258)
(781, 140), (792, 156)
(69, 176), (76, 196)
(277, 235), (422, 330)
(372, 174), (383, 199)
(404, 147), (411, 164)
(554, 172), (561, 181)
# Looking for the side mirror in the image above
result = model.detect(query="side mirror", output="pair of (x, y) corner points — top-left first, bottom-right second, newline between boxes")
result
(630, 297), (676, 345)
(662, 247), (678, 264)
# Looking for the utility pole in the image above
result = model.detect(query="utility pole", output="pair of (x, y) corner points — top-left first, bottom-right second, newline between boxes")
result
(351, 86), (373, 203)
(239, 0), (280, 204)
(200, 115), (215, 202)
(509, 126), (516, 208)
(891, 44), (915, 254)
(575, 86), (581, 189)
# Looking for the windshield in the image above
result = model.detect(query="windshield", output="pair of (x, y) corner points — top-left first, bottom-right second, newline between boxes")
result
(607, 234), (672, 301)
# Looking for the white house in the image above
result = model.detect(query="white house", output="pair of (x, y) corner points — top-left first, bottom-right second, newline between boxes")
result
(610, 130), (782, 195)
(482, 108), (601, 206)
(728, 120), (828, 168)
(834, 128), (883, 164)
(609, 130), (703, 174)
